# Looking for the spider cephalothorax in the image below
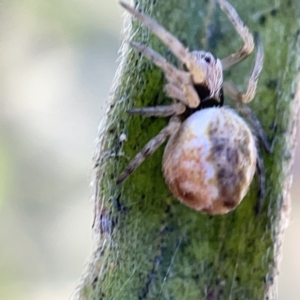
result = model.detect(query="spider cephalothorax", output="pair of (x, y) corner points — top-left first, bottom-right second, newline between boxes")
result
(185, 51), (224, 109)
(117, 0), (270, 214)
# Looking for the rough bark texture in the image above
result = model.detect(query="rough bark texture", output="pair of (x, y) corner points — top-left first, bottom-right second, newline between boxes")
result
(75, 0), (300, 299)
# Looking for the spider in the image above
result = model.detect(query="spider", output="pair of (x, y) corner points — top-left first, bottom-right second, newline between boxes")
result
(117, 0), (270, 214)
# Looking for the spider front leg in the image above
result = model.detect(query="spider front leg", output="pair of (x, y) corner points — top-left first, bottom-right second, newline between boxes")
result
(130, 41), (199, 108)
(223, 35), (263, 104)
(120, 1), (205, 83)
(218, 0), (255, 70)
(117, 116), (181, 184)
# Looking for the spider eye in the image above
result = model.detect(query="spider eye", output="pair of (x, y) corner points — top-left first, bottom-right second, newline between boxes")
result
(204, 56), (211, 63)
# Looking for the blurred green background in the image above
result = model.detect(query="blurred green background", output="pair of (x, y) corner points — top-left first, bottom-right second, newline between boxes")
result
(0, 1), (299, 299)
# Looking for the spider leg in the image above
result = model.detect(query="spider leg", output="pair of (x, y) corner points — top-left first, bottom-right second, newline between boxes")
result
(255, 148), (266, 214)
(117, 116), (181, 184)
(217, 0), (254, 70)
(223, 36), (263, 104)
(128, 102), (186, 117)
(234, 103), (270, 214)
(228, 102), (269, 213)
(235, 103), (271, 153)
(120, 1), (205, 84)
(130, 41), (200, 108)
(164, 83), (188, 104)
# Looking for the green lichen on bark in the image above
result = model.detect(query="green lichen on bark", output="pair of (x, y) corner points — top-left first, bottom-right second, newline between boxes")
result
(75, 0), (300, 299)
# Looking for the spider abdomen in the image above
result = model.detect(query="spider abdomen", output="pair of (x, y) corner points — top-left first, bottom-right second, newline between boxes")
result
(162, 107), (257, 214)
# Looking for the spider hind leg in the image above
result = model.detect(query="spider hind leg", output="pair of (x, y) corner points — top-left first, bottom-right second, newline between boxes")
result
(255, 148), (266, 214)
(117, 116), (181, 184)
(223, 35), (264, 104)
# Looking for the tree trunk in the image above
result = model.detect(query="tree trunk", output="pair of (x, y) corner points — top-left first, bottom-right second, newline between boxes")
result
(75, 0), (300, 299)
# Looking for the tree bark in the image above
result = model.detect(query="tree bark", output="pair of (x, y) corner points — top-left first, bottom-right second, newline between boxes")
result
(75, 0), (300, 299)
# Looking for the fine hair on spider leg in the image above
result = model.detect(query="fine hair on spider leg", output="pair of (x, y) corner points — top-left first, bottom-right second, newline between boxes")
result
(116, 117), (181, 185)
(117, 0), (270, 215)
